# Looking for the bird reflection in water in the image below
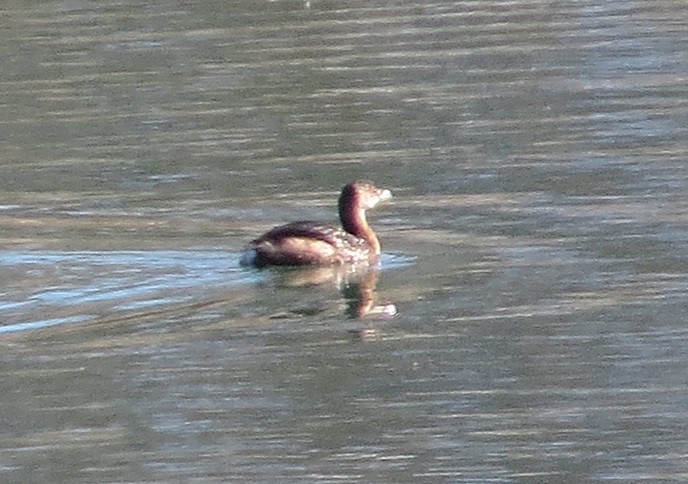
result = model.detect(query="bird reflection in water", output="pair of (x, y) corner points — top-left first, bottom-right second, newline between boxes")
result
(267, 263), (396, 340)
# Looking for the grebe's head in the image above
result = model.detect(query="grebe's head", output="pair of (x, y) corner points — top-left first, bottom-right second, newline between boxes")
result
(341, 180), (392, 211)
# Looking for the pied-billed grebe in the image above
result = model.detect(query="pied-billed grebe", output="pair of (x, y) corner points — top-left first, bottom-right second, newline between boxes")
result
(242, 180), (392, 267)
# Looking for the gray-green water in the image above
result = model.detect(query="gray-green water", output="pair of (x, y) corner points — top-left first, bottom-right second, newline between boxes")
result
(2, 0), (688, 481)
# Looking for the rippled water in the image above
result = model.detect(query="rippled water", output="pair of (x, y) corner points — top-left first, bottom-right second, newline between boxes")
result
(2, 0), (688, 481)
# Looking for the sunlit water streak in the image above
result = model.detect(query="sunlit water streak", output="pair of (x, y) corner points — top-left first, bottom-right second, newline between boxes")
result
(0, 250), (243, 333)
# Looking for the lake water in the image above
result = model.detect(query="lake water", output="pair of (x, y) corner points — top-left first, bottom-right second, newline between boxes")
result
(2, 0), (688, 481)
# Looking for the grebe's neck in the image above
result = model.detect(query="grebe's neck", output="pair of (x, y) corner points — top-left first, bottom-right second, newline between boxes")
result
(339, 190), (381, 255)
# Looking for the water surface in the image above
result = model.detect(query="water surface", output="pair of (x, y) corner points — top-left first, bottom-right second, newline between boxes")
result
(2, 0), (688, 481)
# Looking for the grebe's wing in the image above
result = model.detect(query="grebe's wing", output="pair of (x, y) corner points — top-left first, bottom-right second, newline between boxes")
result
(254, 221), (363, 248)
